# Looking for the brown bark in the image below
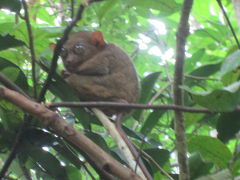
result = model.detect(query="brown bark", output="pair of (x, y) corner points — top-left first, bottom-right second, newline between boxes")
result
(0, 85), (142, 180)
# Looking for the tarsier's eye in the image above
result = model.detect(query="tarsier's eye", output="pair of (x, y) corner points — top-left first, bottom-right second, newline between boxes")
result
(60, 48), (68, 58)
(74, 44), (85, 55)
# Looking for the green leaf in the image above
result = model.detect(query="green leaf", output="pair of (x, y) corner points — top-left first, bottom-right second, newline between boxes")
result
(66, 166), (82, 180)
(0, 0), (21, 12)
(29, 148), (68, 180)
(190, 63), (221, 77)
(144, 148), (170, 172)
(220, 50), (240, 76)
(189, 153), (213, 180)
(0, 34), (25, 50)
(22, 128), (57, 146)
(140, 72), (161, 103)
(217, 112), (240, 142)
(0, 107), (22, 130)
(23, 129), (84, 170)
(194, 28), (223, 41)
(232, 159), (240, 176)
(0, 57), (29, 92)
(127, 0), (180, 15)
(185, 49), (205, 72)
(96, 0), (121, 21)
(188, 135), (232, 168)
(133, 72), (161, 119)
(183, 81), (240, 112)
(196, 169), (232, 180)
(85, 131), (110, 153)
(221, 70), (240, 86)
(122, 124), (162, 148)
(140, 110), (165, 135)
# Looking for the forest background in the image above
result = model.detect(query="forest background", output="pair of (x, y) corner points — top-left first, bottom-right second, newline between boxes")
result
(1, 0), (240, 179)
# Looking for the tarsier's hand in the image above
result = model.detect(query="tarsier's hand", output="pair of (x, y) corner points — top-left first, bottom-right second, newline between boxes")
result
(61, 70), (71, 78)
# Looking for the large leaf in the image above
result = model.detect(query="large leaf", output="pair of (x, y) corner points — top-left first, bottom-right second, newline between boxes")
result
(189, 63), (221, 77)
(65, 166), (82, 180)
(188, 135), (232, 168)
(189, 153), (213, 180)
(139, 72), (161, 104)
(183, 81), (240, 112)
(0, 57), (29, 92)
(185, 49), (205, 72)
(0, 34), (25, 50)
(133, 72), (161, 119)
(122, 124), (162, 148)
(28, 148), (69, 180)
(217, 112), (240, 142)
(96, 0), (121, 21)
(0, 0), (21, 12)
(196, 169), (232, 180)
(140, 110), (165, 135)
(194, 28), (224, 42)
(144, 148), (170, 172)
(220, 50), (240, 76)
(127, 0), (180, 15)
(85, 131), (110, 154)
(22, 129), (85, 170)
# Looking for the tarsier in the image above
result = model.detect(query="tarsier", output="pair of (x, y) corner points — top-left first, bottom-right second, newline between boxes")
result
(61, 31), (152, 179)
(61, 31), (139, 115)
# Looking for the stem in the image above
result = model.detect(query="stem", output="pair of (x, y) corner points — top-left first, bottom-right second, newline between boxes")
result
(173, 0), (193, 180)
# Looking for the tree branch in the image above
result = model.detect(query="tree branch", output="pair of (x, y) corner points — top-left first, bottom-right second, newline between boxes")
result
(0, 120), (26, 179)
(0, 72), (28, 98)
(92, 108), (149, 180)
(173, 0), (193, 180)
(21, 0), (37, 99)
(0, 85), (142, 180)
(48, 101), (215, 114)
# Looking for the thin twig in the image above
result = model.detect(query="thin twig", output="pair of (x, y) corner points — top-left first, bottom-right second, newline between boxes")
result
(148, 83), (172, 104)
(19, 162), (32, 180)
(0, 120), (27, 178)
(70, 0), (75, 18)
(48, 101), (215, 113)
(216, 0), (240, 49)
(173, 0), (193, 180)
(21, 0), (37, 99)
(141, 150), (174, 180)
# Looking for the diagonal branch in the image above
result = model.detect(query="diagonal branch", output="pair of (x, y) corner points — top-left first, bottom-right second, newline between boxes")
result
(216, 0), (240, 49)
(0, 85), (142, 180)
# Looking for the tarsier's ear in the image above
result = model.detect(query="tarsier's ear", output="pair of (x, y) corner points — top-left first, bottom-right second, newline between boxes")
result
(91, 31), (106, 48)
(49, 43), (56, 51)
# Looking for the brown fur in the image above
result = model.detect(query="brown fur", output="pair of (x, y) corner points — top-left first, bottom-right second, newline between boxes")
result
(61, 31), (139, 115)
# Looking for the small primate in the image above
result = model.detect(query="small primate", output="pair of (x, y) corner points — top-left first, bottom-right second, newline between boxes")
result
(61, 31), (152, 180)
(61, 31), (139, 115)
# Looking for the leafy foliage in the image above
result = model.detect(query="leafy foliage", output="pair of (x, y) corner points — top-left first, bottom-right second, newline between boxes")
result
(0, 0), (240, 179)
